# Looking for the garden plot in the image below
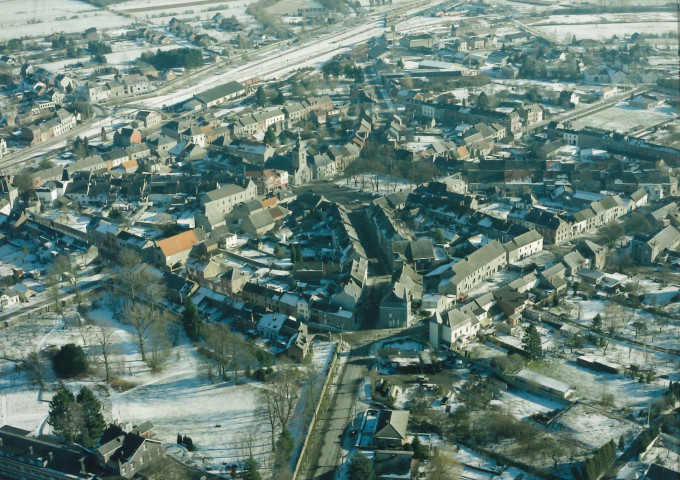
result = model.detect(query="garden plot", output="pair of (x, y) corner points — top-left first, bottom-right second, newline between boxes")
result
(550, 403), (641, 450)
(575, 104), (678, 134)
(0, 0), (131, 41)
(527, 356), (669, 410)
(563, 296), (680, 353)
(533, 20), (677, 42)
(0, 242), (45, 278)
(498, 388), (566, 421)
(438, 444), (531, 480)
(109, 0), (261, 30)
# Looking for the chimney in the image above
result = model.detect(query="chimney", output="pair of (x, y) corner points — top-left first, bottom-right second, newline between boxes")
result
(79, 457), (87, 474)
(28, 446), (33, 455)
(114, 419), (119, 426)
(48, 451), (53, 463)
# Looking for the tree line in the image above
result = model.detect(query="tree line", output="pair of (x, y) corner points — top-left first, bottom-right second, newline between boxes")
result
(139, 48), (204, 70)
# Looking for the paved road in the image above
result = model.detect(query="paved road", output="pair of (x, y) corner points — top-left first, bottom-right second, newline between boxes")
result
(305, 351), (367, 480)
(303, 324), (427, 480)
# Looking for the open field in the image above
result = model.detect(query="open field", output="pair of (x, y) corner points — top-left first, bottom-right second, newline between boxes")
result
(534, 20), (678, 42)
(574, 103), (678, 134)
(0, 0), (131, 41)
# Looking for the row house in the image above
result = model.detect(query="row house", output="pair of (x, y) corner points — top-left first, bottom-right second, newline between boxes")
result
(202, 181), (258, 215)
(21, 109), (76, 145)
(438, 240), (508, 298)
(244, 168), (289, 195)
(118, 74), (152, 95)
(503, 229), (543, 263)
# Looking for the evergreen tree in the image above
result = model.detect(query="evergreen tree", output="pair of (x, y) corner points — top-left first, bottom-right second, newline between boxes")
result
(177, 433), (183, 444)
(182, 298), (202, 341)
(264, 126), (277, 146)
(52, 343), (89, 378)
(411, 435), (427, 460)
(255, 86), (267, 108)
(243, 456), (262, 480)
(350, 453), (375, 480)
(592, 313), (603, 333)
(76, 387), (106, 448)
(522, 324), (542, 361)
(48, 384), (81, 443)
(101, 127), (107, 142)
(476, 91), (490, 109)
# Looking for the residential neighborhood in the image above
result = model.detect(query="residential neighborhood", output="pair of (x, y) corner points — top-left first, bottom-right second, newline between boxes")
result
(0, 0), (678, 479)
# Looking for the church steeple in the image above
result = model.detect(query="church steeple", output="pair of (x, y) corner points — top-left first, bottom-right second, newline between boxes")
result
(292, 130), (305, 170)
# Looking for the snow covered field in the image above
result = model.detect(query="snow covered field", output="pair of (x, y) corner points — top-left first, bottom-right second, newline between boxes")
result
(0, 0), (131, 41)
(576, 104), (678, 134)
(552, 403), (641, 450)
(534, 21), (678, 42)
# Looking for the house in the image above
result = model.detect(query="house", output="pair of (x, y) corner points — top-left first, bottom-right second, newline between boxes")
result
(219, 267), (250, 296)
(631, 225), (680, 263)
(519, 104), (543, 125)
(0, 290), (20, 310)
(578, 240), (607, 270)
(379, 282), (412, 328)
(153, 229), (204, 268)
(429, 307), (480, 350)
(373, 410), (410, 447)
(630, 188), (648, 210)
(503, 230), (543, 263)
(96, 422), (163, 478)
(438, 240), (507, 297)
(257, 313), (288, 340)
(202, 182), (257, 216)
(118, 127), (141, 146)
(562, 250), (589, 276)
(559, 90), (580, 106)
(135, 110), (162, 128)
(242, 208), (277, 236)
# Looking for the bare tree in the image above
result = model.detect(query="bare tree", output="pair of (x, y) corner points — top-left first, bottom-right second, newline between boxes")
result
(428, 449), (461, 480)
(603, 301), (624, 336)
(47, 270), (62, 313)
(203, 325), (251, 382)
(143, 275), (167, 316)
(270, 366), (303, 429)
(147, 314), (170, 371)
(95, 326), (114, 382)
(259, 387), (280, 451)
(123, 303), (153, 362)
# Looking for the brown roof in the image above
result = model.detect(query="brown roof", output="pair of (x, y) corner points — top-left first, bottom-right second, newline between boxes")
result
(156, 230), (200, 257)
(261, 197), (278, 209)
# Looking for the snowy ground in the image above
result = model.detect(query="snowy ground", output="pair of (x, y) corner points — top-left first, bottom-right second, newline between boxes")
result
(498, 388), (565, 421)
(0, 0), (132, 40)
(527, 355), (670, 411)
(575, 104), (678, 134)
(550, 403), (641, 450)
(337, 173), (415, 195)
(0, 297), (335, 477)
